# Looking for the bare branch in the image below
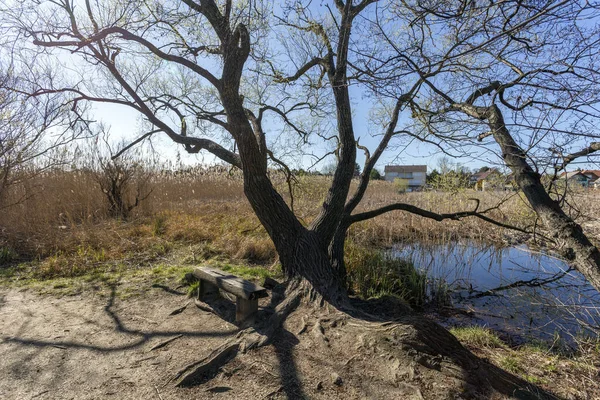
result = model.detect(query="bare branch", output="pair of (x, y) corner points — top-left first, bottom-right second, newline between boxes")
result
(349, 202), (540, 240)
(273, 57), (327, 83)
(33, 27), (221, 88)
(558, 142), (600, 171)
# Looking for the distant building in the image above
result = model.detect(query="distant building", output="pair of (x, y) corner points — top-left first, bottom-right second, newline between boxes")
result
(560, 170), (600, 188)
(470, 169), (501, 191)
(384, 165), (427, 189)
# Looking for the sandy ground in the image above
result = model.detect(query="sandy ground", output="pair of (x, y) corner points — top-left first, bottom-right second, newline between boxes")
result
(0, 280), (563, 400)
(0, 285), (439, 400)
(0, 286), (246, 399)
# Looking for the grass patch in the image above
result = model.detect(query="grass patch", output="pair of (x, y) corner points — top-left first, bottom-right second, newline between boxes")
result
(187, 281), (199, 297)
(151, 264), (193, 279)
(0, 246), (18, 265)
(449, 326), (505, 348)
(152, 214), (167, 236)
(346, 243), (426, 308)
(500, 355), (523, 374)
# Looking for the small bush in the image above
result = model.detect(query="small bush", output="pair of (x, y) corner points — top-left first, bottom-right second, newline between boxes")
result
(152, 214), (167, 236)
(234, 237), (276, 264)
(0, 246), (17, 265)
(393, 178), (409, 193)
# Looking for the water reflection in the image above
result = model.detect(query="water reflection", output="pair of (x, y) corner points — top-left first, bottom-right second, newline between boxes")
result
(394, 242), (600, 345)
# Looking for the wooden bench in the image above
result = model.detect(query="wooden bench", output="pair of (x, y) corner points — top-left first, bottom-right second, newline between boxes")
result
(190, 267), (268, 323)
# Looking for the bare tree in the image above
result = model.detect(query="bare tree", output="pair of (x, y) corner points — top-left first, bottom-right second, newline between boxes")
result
(5, 0), (600, 392)
(351, 0), (600, 289)
(88, 133), (154, 220)
(0, 68), (76, 209)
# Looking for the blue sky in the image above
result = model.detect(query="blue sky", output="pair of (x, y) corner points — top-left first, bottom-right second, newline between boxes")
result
(47, 0), (599, 176)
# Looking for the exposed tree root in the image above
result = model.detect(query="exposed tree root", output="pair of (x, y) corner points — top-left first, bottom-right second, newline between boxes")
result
(173, 285), (303, 387)
(193, 299), (217, 314)
(150, 334), (183, 351)
(171, 280), (557, 399)
(174, 342), (241, 387)
(168, 302), (189, 316)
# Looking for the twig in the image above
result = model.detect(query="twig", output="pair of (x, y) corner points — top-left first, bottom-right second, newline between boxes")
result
(168, 301), (190, 316)
(130, 315), (159, 324)
(248, 361), (278, 378)
(344, 354), (358, 366)
(150, 334), (183, 351)
(264, 386), (283, 399)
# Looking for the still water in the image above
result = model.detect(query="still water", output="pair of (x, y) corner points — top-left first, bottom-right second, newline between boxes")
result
(394, 242), (600, 344)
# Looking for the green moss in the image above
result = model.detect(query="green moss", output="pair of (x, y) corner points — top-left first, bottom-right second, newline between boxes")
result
(213, 262), (276, 281)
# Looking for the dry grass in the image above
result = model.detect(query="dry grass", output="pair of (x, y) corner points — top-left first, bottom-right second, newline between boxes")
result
(451, 326), (600, 398)
(1, 168), (599, 277)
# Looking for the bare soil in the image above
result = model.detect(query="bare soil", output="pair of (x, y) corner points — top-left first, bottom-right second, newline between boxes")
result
(0, 279), (555, 400)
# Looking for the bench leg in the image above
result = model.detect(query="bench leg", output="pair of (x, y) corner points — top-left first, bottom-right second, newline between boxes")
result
(236, 297), (258, 323)
(198, 280), (219, 299)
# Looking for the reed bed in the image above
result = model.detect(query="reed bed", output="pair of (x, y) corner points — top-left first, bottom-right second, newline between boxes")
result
(1, 167), (599, 275)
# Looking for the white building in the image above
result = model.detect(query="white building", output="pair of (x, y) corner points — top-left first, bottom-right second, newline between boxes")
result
(384, 165), (427, 189)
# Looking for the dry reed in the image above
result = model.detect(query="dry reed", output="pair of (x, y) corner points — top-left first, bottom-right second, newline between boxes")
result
(1, 167), (599, 275)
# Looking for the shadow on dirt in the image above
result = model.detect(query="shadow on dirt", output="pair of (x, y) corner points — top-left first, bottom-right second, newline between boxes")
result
(2, 282), (560, 399)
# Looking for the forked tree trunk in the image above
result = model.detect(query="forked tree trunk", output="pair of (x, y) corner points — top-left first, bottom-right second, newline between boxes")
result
(216, 21), (355, 306)
(239, 151), (350, 306)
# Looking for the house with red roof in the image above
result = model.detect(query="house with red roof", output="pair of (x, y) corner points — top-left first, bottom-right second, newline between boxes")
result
(560, 170), (600, 188)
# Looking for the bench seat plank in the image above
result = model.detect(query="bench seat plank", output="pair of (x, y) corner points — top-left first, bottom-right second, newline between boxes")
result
(191, 267), (268, 301)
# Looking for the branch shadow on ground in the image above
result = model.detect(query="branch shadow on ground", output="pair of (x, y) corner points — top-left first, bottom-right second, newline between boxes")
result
(2, 282), (561, 399)
(1, 284), (237, 353)
(2, 282), (307, 399)
(178, 289), (306, 398)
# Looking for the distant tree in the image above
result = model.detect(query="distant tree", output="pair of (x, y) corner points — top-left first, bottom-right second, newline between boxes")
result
(88, 133), (154, 220)
(437, 156), (453, 175)
(354, 162), (361, 177)
(321, 162), (337, 176)
(393, 178), (409, 193)
(426, 169), (440, 184)
(369, 168), (382, 180)
(0, 68), (76, 209)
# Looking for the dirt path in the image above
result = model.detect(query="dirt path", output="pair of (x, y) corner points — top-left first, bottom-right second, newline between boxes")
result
(0, 286), (255, 400)
(0, 283), (555, 400)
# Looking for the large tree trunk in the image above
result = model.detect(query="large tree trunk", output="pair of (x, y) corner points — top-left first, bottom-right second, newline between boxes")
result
(329, 220), (350, 288)
(239, 153), (349, 305)
(486, 105), (600, 291)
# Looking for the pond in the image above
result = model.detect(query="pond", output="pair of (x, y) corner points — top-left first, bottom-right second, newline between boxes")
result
(394, 242), (600, 346)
